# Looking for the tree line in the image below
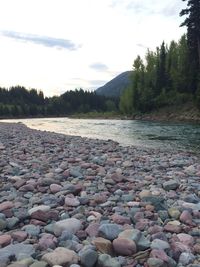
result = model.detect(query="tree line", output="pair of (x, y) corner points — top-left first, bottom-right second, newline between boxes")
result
(0, 86), (118, 118)
(120, 0), (200, 114)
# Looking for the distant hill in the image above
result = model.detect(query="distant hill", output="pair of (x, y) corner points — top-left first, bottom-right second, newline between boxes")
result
(96, 71), (133, 97)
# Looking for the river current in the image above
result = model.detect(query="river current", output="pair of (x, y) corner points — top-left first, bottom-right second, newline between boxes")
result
(2, 118), (200, 152)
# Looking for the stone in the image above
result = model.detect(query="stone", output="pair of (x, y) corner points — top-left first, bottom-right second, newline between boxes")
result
(42, 247), (79, 266)
(86, 223), (100, 237)
(163, 180), (179, 191)
(50, 184), (62, 193)
(0, 201), (14, 211)
(11, 231), (28, 242)
(80, 249), (98, 267)
(147, 258), (164, 267)
(113, 238), (137, 256)
(97, 254), (121, 267)
(0, 219), (7, 231)
(38, 233), (57, 250)
(29, 262), (48, 267)
(0, 234), (12, 247)
(151, 239), (170, 251)
(0, 243), (35, 262)
(137, 234), (151, 251)
(53, 218), (82, 236)
(168, 207), (181, 219)
(150, 249), (169, 262)
(164, 223), (181, 233)
(177, 233), (194, 247)
(118, 229), (141, 243)
(179, 252), (195, 266)
(22, 224), (40, 237)
(28, 205), (51, 216)
(65, 196), (80, 207)
(180, 210), (193, 225)
(93, 237), (112, 254)
(98, 224), (122, 241)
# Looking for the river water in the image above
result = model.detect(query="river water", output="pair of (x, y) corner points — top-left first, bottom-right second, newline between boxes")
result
(2, 117), (200, 152)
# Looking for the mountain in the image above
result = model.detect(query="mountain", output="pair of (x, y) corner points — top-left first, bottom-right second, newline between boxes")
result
(96, 71), (133, 97)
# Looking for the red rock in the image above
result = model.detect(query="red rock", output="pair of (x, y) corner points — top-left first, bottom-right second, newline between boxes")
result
(50, 184), (62, 193)
(177, 233), (194, 247)
(31, 210), (49, 222)
(11, 231), (28, 242)
(111, 214), (131, 225)
(194, 243), (200, 254)
(1, 209), (13, 218)
(86, 223), (100, 237)
(111, 173), (124, 182)
(180, 210), (193, 225)
(0, 201), (14, 211)
(164, 224), (182, 233)
(135, 219), (149, 231)
(38, 233), (57, 250)
(113, 237), (137, 256)
(148, 225), (163, 235)
(0, 234), (12, 247)
(150, 249), (169, 262)
(30, 219), (46, 226)
(19, 184), (35, 192)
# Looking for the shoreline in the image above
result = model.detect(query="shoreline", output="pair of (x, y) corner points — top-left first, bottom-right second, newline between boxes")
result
(0, 122), (200, 266)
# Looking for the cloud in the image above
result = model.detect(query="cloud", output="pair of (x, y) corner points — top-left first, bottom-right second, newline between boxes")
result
(0, 31), (80, 50)
(89, 62), (109, 71)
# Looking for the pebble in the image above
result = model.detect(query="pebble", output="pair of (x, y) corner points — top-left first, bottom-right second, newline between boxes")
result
(0, 122), (199, 266)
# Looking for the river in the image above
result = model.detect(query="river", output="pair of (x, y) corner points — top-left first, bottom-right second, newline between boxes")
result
(2, 117), (200, 152)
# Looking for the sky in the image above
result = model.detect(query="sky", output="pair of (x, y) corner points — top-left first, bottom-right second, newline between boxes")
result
(0, 0), (187, 97)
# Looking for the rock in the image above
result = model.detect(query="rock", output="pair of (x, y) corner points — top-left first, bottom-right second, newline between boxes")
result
(113, 238), (137, 256)
(179, 252), (195, 266)
(151, 239), (170, 251)
(163, 180), (179, 191)
(53, 218), (82, 236)
(80, 249), (98, 267)
(137, 234), (151, 251)
(147, 258), (164, 267)
(150, 249), (169, 262)
(42, 247), (79, 266)
(28, 205), (51, 216)
(93, 237), (112, 254)
(0, 234), (12, 247)
(98, 254), (121, 267)
(111, 214), (131, 225)
(86, 223), (100, 237)
(11, 231), (28, 242)
(50, 184), (62, 193)
(29, 261), (48, 267)
(38, 233), (57, 250)
(98, 224), (122, 241)
(164, 223), (182, 233)
(0, 201), (14, 211)
(0, 243), (35, 262)
(118, 229), (141, 243)
(180, 210), (193, 225)
(168, 207), (181, 219)
(0, 219), (7, 231)
(177, 233), (194, 247)
(22, 224), (40, 237)
(65, 196), (80, 207)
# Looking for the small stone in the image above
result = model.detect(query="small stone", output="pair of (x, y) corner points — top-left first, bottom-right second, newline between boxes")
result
(50, 184), (62, 193)
(164, 223), (181, 233)
(150, 249), (169, 262)
(65, 196), (80, 207)
(93, 237), (112, 254)
(28, 205), (51, 216)
(0, 219), (7, 231)
(0, 234), (12, 247)
(98, 223), (122, 241)
(118, 229), (141, 243)
(177, 233), (194, 247)
(163, 180), (179, 191)
(38, 233), (57, 250)
(53, 218), (82, 236)
(0, 201), (14, 211)
(42, 247), (79, 266)
(179, 252), (195, 266)
(147, 258), (164, 267)
(29, 261), (48, 267)
(180, 210), (193, 225)
(80, 249), (98, 267)
(113, 237), (137, 256)
(168, 207), (181, 219)
(11, 231), (28, 242)
(151, 239), (170, 251)
(98, 254), (121, 267)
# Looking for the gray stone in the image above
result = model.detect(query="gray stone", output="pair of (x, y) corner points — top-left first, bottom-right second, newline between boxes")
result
(29, 261), (48, 267)
(54, 218), (82, 236)
(80, 249), (98, 267)
(179, 252), (195, 266)
(98, 224), (122, 241)
(137, 234), (151, 250)
(163, 180), (179, 191)
(0, 219), (7, 231)
(98, 254), (121, 267)
(151, 239), (170, 251)
(22, 225), (40, 237)
(147, 258), (164, 267)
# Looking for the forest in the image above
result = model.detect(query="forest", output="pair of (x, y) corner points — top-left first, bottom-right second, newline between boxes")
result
(0, 86), (118, 117)
(120, 0), (200, 114)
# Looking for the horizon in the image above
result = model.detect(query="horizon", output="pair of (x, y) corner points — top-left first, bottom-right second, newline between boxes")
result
(0, 0), (186, 97)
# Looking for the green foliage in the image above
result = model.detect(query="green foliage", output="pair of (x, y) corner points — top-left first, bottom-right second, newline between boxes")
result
(0, 86), (118, 118)
(120, 33), (199, 114)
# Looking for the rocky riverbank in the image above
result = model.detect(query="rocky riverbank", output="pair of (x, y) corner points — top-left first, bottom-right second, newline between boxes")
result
(0, 122), (199, 267)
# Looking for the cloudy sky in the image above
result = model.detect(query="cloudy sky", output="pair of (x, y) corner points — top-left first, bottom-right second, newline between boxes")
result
(0, 0), (186, 96)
